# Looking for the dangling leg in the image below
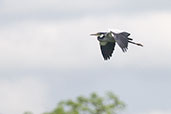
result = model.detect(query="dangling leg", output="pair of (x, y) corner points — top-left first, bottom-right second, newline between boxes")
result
(128, 41), (143, 47)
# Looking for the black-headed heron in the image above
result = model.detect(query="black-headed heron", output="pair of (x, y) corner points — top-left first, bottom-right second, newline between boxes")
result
(90, 31), (143, 60)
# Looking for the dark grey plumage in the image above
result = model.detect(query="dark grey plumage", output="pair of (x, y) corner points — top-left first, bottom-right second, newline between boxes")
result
(113, 33), (129, 52)
(100, 42), (115, 60)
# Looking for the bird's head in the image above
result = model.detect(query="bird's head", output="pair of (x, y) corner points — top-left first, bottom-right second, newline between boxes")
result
(90, 32), (106, 37)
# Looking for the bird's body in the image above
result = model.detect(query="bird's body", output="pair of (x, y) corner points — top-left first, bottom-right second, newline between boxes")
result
(91, 31), (143, 60)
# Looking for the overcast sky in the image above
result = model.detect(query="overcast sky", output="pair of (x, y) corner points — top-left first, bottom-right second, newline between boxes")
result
(0, 0), (171, 114)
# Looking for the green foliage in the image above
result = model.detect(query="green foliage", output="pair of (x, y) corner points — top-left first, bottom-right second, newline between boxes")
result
(44, 92), (125, 114)
(23, 111), (33, 114)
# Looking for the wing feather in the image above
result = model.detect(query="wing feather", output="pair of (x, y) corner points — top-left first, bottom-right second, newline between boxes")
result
(120, 32), (130, 37)
(113, 33), (128, 52)
(100, 42), (115, 60)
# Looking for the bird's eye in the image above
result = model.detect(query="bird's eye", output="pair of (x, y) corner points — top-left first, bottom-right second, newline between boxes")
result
(98, 34), (105, 39)
(100, 34), (105, 38)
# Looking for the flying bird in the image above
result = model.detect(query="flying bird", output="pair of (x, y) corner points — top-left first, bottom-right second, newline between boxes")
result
(90, 31), (143, 60)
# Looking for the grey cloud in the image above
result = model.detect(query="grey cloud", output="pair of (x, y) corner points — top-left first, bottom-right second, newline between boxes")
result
(0, 13), (171, 70)
(0, 77), (50, 114)
(118, 0), (171, 11)
(0, 0), (171, 23)
(1, 66), (171, 114)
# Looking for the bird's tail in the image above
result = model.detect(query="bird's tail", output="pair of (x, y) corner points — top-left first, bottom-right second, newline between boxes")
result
(128, 41), (143, 47)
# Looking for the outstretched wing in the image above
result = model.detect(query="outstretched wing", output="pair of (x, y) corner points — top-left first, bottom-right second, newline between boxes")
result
(100, 42), (115, 60)
(120, 32), (130, 37)
(113, 33), (129, 52)
(120, 32), (133, 41)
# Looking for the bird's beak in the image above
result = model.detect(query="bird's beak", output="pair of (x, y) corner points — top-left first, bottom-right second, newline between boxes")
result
(90, 33), (98, 36)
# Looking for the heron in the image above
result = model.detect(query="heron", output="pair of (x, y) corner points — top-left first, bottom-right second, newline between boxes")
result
(90, 31), (143, 60)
